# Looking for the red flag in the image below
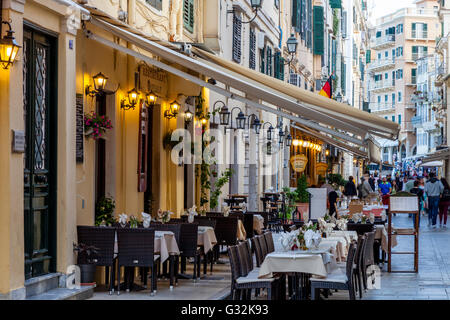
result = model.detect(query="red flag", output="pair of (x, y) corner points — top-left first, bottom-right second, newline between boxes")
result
(319, 76), (333, 99)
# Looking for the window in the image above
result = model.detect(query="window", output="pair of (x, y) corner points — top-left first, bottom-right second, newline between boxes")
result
(313, 6), (325, 55)
(392, 115), (395, 122)
(392, 93), (396, 106)
(266, 46), (273, 76)
(396, 47), (403, 57)
(145, 0), (162, 10)
(385, 73), (388, 80)
(385, 51), (389, 58)
(377, 53), (381, 60)
(183, 0), (194, 33)
(232, 14), (242, 63)
(249, 28), (256, 70)
(396, 24), (403, 34)
(412, 22), (427, 38)
(378, 96), (381, 105)
(398, 91), (402, 102)
(260, 46), (265, 73)
(385, 95), (388, 102)
(398, 114), (401, 124)
(274, 51), (285, 80)
(396, 69), (403, 79)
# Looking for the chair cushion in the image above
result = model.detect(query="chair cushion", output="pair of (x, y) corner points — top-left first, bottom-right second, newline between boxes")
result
(310, 269), (348, 284)
(236, 272), (275, 284)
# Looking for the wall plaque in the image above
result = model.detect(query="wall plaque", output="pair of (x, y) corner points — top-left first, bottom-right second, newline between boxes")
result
(12, 130), (25, 153)
(76, 93), (84, 163)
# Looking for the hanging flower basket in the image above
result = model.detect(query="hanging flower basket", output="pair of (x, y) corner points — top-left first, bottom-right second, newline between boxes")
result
(84, 111), (113, 140)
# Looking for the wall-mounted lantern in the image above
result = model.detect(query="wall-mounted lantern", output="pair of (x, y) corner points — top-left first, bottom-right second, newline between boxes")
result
(164, 100), (181, 119)
(86, 72), (109, 97)
(145, 90), (157, 107)
(0, 21), (21, 70)
(121, 88), (140, 111)
(184, 108), (193, 125)
(227, 0), (263, 24)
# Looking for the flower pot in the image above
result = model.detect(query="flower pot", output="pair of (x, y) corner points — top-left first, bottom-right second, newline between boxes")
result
(78, 264), (96, 284)
(296, 203), (309, 221)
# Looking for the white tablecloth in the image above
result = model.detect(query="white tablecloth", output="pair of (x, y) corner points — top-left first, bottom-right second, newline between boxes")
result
(258, 242), (339, 279)
(198, 226), (217, 253)
(375, 224), (398, 252)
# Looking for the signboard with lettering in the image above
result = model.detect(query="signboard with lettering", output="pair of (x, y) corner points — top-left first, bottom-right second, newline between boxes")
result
(76, 93), (84, 163)
(12, 130), (25, 153)
(290, 154), (308, 173)
(139, 64), (168, 97)
(316, 162), (328, 176)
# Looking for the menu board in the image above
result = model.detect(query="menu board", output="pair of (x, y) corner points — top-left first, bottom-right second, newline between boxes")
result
(76, 93), (84, 163)
(307, 188), (327, 220)
(390, 196), (419, 212)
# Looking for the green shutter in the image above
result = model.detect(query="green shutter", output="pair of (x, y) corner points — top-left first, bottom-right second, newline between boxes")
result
(260, 47), (265, 73)
(341, 61), (346, 95)
(274, 52), (280, 79)
(366, 49), (371, 64)
(313, 6), (324, 55)
(183, 0), (194, 33)
(332, 39), (337, 73)
(329, 0), (341, 8)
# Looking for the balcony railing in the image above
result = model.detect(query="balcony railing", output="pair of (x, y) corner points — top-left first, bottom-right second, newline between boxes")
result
(411, 30), (428, 39)
(370, 80), (395, 91)
(411, 115), (423, 125)
(402, 122), (414, 132)
(370, 104), (395, 113)
(376, 8), (438, 25)
(368, 58), (396, 71)
(371, 35), (396, 49)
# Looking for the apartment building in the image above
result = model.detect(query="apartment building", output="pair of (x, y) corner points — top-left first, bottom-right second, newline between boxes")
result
(367, 0), (441, 165)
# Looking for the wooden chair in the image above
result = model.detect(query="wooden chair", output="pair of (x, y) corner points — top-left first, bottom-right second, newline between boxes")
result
(76, 226), (116, 294)
(310, 242), (357, 300)
(250, 236), (264, 267)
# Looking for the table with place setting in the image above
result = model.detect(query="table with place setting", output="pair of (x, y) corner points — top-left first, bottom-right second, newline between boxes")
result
(197, 226), (217, 253)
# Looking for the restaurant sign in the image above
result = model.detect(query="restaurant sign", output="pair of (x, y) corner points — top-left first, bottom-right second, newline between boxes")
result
(139, 64), (168, 97)
(290, 155), (308, 173)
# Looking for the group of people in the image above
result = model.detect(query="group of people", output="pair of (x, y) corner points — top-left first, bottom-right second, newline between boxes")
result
(339, 172), (450, 229)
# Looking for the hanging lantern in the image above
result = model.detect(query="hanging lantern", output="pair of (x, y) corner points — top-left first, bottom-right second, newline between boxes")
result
(251, 117), (261, 134)
(286, 33), (299, 55)
(145, 90), (157, 106)
(170, 100), (180, 116)
(236, 111), (247, 130)
(267, 126), (273, 141)
(286, 134), (293, 147)
(184, 109), (193, 124)
(219, 106), (231, 126)
(93, 72), (108, 91)
(0, 22), (21, 69)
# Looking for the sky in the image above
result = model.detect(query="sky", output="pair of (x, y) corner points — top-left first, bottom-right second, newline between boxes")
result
(369, 0), (416, 24)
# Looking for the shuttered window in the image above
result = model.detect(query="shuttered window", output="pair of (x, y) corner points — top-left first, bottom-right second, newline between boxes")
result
(183, 0), (194, 33)
(266, 46), (273, 76)
(341, 61), (346, 95)
(249, 28), (256, 70)
(307, 0), (312, 48)
(366, 49), (371, 64)
(260, 47), (265, 73)
(274, 51), (285, 80)
(313, 6), (324, 55)
(329, 0), (341, 8)
(232, 14), (242, 63)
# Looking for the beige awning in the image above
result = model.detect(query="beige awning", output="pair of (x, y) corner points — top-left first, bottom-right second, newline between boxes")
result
(84, 8), (398, 147)
(422, 148), (450, 163)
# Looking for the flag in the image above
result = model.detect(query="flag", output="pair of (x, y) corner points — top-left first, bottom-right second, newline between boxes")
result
(319, 76), (333, 99)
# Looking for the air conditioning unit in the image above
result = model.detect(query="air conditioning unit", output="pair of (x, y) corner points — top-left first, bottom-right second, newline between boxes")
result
(298, 64), (305, 71)
(304, 70), (311, 78)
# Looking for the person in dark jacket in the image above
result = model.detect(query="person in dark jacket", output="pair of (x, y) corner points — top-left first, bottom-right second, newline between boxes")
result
(410, 180), (424, 228)
(343, 176), (357, 198)
(369, 174), (376, 191)
(439, 178), (450, 228)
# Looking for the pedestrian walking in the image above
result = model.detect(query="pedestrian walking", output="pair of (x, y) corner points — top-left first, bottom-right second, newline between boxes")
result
(343, 176), (357, 198)
(439, 178), (450, 228)
(424, 172), (444, 228)
(410, 180), (424, 229)
(369, 174), (376, 191)
(379, 176), (392, 210)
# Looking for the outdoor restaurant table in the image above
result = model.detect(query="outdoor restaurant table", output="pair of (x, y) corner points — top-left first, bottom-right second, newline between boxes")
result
(328, 230), (358, 243)
(258, 242), (339, 279)
(375, 224), (398, 252)
(253, 214), (265, 235)
(321, 236), (347, 262)
(113, 230), (179, 263)
(197, 226), (217, 253)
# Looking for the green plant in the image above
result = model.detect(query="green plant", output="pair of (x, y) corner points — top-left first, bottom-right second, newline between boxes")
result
(95, 196), (115, 226)
(129, 215), (139, 228)
(327, 173), (347, 188)
(84, 111), (113, 140)
(210, 169), (233, 210)
(296, 175), (310, 203)
(73, 243), (99, 264)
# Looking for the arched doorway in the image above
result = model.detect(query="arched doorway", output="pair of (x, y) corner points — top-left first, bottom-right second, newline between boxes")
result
(401, 145), (407, 160)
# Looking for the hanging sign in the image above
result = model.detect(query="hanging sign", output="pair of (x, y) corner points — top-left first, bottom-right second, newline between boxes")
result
(290, 154), (308, 173)
(316, 162), (328, 176)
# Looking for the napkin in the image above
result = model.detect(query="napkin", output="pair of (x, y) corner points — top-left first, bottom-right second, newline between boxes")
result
(304, 229), (315, 249)
(223, 206), (230, 217)
(119, 213), (128, 226)
(141, 212), (151, 228)
(312, 231), (322, 248)
(188, 205), (198, 223)
(336, 218), (348, 231)
(369, 213), (375, 224)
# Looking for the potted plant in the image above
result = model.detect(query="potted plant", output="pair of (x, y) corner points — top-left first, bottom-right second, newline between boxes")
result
(295, 175), (310, 222)
(209, 169), (233, 210)
(84, 111), (113, 140)
(73, 243), (99, 284)
(95, 196), (115, 227)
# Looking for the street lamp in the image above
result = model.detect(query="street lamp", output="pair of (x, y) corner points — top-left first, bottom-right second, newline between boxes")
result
(219, 105), (231, 126)
(0, 21), (21, 69)
(248, 114), (261, 134)
(236, 110), (247, 130)
(145, 90), (157, 107)
(285, 134), (293, 147)
(227, 0), (263, 24)
(283, 34), (299, 66)
(86, 72), (109, 97)
(121, 88), (140, 110)
(184, 108), (193, 124)
(262, 122), (274, 141)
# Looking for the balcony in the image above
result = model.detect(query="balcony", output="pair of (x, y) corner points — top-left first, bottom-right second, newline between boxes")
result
(376, 8), (439, 25)
(369, 80), (396, 93)
(370, 104), (395, 114)
(423, 121), (440, 132)
(371, 35), (396, 50)
(411, 30), (428, 40)
(406, 77), (417, 87)
(367, 58), (396, 72)
(435, 63), (448, 87)
(411, 115), (423, 128)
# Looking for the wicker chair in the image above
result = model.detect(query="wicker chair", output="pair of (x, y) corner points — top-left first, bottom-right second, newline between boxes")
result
(353, 234), (367, 299)
(242, 213), (254, 239)
(362, 231), (376, 291)
(227, 245), (279, 300)
(116, 228), (159, 295)
(263, 231), (275, 254)
(347, 223), (374, 235)
(177, 223), (202, 282)
(257, 235), (268, 261)
(150, 223), (181, 290)
(76, 226), (116, 294)
(310, 242), (357, 300)
(250, 236), (264, 267)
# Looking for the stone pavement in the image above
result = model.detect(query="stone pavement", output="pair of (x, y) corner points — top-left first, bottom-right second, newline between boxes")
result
(328, 213), (450, 300)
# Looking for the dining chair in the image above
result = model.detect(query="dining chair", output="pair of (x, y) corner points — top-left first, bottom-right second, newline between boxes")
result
(177, 223), (202, 282)
(76, 226), (116, 294)
(263, 231), (275, 254)
(227, 245), (279, 300)
(212, 216), (239, 263)
(310, 242), (357, 300)
(257, 235), (268, 261)
(362, 231), (376, 291)
(250, 236), (264, 267)
(116, 228), (159, 295)
(354, 234), (367, 299)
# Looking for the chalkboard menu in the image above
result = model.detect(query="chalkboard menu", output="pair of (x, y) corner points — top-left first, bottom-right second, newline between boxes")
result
(76, 93), (84, 163)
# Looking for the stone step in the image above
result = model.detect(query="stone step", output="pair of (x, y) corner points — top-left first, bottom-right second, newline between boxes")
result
(25, 273), (62, 298)
(26, 285), (95, 300)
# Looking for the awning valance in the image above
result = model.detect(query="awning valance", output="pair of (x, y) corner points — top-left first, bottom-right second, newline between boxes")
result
(421, 148), (450, 163)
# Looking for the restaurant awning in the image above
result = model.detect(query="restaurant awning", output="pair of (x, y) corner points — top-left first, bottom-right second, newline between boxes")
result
(421, 148), (450, 163)
(82, 7), (399, 148)
(420, 161), (444, 167)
